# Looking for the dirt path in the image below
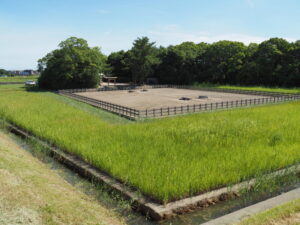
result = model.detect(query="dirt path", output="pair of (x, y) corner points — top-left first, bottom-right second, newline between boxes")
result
(76, 88), (266, 110)
(0, 130), (125, 225)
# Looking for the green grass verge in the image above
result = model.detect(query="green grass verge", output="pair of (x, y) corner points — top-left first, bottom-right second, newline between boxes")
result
(194, 83), (300, 94)
(0, 75), (38, 82)
(239, 198), (300, 225)
(0, 85), (300, 203)
(0, 129), (124, 225)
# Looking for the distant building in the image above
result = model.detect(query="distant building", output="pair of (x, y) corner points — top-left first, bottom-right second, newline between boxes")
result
(8, 70), (39, 76)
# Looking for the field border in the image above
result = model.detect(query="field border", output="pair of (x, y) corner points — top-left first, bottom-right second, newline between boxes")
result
(58, 85), (300, 119)
(4, 121), (300, 220)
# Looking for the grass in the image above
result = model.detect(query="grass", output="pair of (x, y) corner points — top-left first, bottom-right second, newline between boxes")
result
(0, 84), (300, 203)
(194, 82), (300, 94)
(0, 129), (124, 225)
(239, 198), (300, 225)
(218, 85), (300, 94)
(0, 75), (38, 82)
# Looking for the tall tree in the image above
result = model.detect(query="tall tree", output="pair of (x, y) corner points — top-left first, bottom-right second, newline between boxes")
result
(252, 38), (292, 86)
(107, 50), (131, 82)
(284, 41), (300, 86)
(0, 69), (8, 75)
(127, 37), (158, 84)
(38, 37), (107, 89)
(198, 41), (247, 84)
(157, 42), (207, 84)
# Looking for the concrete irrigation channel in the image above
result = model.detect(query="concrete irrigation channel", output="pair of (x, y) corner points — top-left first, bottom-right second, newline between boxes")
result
(3, 121), (300, 222)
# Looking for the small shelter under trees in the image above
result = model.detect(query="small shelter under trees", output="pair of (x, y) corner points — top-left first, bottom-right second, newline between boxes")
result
(102, 75), (118, 86)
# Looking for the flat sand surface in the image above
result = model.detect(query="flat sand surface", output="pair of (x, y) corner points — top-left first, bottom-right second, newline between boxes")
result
(76, 88), (267, 110)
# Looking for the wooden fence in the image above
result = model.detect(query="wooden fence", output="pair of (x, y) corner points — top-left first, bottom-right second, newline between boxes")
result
(58, 86), (300, 119)
(59, 91), (139, 119)
(139, 96), (299, 118)
(60, 84), (299, 97)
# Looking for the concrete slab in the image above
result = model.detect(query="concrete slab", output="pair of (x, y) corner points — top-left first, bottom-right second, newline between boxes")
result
(202, 187), (300, 225)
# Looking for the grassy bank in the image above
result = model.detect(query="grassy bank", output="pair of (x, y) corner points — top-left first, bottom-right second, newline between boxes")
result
(0, 85), (300, 203)
(194, 83), (300, 94)
(0, 129), (124, 225)
(239, 198), (300, 225)
(218, 85), (300, 94)
(0, 75), (38, 82)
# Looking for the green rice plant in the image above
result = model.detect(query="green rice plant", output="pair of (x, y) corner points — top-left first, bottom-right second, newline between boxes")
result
(0, 85), (300, 203)
(193, 82), (300, 94)
(217, 85), (300, 94)
(0, 75), (39, 82)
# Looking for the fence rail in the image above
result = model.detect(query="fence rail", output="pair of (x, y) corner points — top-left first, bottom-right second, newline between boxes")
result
(139, 96), (299, 118)
(58, 85), (300, 119)
(59, 91), (139, 119)
(60, 84), (298, 97)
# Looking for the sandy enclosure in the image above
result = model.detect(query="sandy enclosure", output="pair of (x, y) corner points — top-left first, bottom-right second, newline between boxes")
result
(75, 88), (267, 110)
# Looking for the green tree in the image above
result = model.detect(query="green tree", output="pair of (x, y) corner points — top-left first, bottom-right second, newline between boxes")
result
(107, 50), (131, 82)
(198, 41), (247, 84)
(127, 37), (158, 84)
(0, 69), (8, 75)
(38, 37), (107, 89)
(252, 38), (292, 86)
(284, 41), (300, 86)
(157, 42), (207, 84)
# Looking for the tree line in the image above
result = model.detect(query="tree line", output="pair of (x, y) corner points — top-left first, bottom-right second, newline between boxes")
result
(108, 37), (300, 87)
(37, 36), (300, 89)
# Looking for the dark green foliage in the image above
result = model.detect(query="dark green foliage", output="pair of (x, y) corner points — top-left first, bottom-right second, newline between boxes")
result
(107, 37), (300, 87)
(127, 37), (158, 84)
(107, 50), (131, 82)
(156, 42), (208, 84)
(38, 37), (107, 90)
(0, 69), (8, 75)
(197, 41), (247, 84)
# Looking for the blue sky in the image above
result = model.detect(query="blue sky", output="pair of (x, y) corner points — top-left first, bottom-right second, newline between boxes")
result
(0, 0), (299, 69)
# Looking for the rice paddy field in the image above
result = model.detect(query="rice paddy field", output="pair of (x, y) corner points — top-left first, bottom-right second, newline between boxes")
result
(217, 85), (300, 94)
(0, 84), (300, 203)
(194, 83), (300, 94)
(0, 75), (38, 82)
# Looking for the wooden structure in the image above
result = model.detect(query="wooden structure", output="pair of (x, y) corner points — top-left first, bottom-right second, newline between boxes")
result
(103, 76), (118, 86)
